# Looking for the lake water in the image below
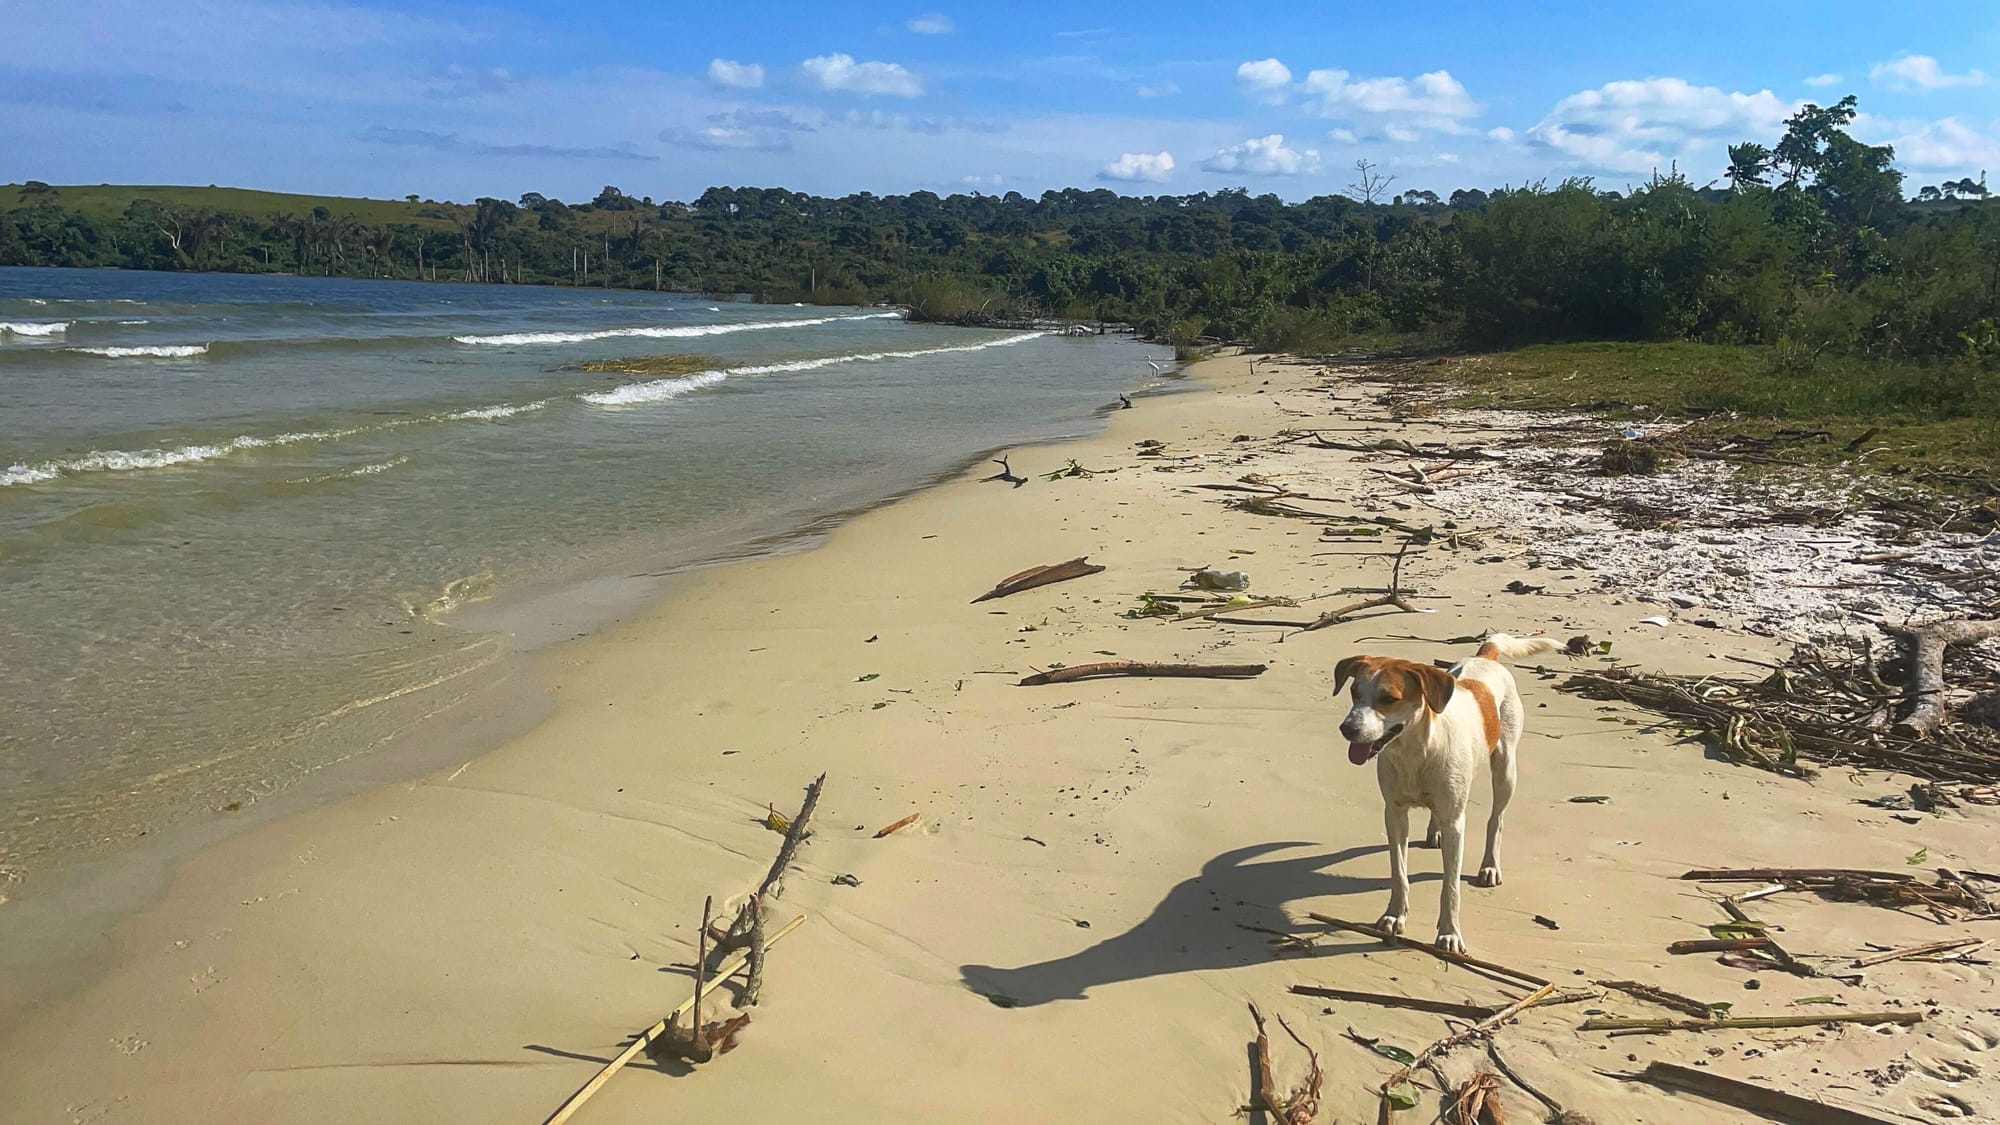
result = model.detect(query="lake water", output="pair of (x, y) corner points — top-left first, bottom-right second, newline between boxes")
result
(0, 268), (1168, 884)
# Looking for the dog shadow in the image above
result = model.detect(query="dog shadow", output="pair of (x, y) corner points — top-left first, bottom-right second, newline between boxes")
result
(960, 840), (1438, 1007)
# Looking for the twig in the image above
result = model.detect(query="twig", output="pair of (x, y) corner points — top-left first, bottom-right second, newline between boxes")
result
(1289, 985), (1496, 1020)
(1684, 868), (1917, 884)
(1299, 540), (1424, 633)
(1595, 980), (1717, 1018)
(542, 914), (807, 1125)
(972, 556), (1106, 603)
(1610, 1061), (1905, 1123)
(1668, 937), (1772, 954)
(1851, 937), (1983, 967)
(873, 812), (921, 838)
(1580, 1011), (1921, 1032)
(1308, 913), (1550, 988)
(1249, 1002), (1322, 1124)
(1379, 984), (1557, 1113)
(716, 773), (824, 955)
(1176, 597), (1296, 621)
(1017, 661), (1268, 686)
(1485, 1039), (1570, 1123)
(1720, 895), (1817, 977)
(741, 895), (768, 1006)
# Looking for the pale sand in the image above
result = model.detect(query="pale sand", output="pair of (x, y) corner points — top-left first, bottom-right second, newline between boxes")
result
(5, 353), (1997, 1123)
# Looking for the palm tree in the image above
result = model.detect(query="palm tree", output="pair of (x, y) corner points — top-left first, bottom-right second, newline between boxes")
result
(1725, 143), (1771, 191)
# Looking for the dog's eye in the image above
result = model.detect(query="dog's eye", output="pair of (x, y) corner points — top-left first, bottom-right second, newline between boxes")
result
(1379, 686), (1402, 702)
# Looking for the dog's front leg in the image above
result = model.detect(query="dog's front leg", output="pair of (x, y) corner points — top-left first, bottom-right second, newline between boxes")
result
(1377, 803), (1411, 935)
(1435, 812), (1469, 954)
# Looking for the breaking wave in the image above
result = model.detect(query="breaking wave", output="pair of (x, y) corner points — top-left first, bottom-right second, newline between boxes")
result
(452, 310), (901, 347)
(0, 321), (70, 338)
(2, 427), (365, 487)
(72, 344), (210, 358)
(580, 331), (1046, 407)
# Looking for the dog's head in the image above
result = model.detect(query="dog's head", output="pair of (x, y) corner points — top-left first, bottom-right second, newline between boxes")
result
(1333, 655), (1456, 765)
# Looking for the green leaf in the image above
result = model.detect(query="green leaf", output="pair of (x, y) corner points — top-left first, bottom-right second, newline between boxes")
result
(857, 673), (880, 682)
(1385, 1083), (1421, 1110)
(1709, 921), (1767, 939)
(1907, 847), (1928, 865)
(1370, 1042), (1417, 1066)
(1707, 1001), (1733, 1017)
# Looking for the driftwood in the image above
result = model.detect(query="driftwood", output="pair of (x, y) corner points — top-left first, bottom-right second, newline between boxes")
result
(1719, 895), (1817, 977)
(972, 556), (1106, 603)
(1684, 868), (1993, 922)
(1379, 983), (1557, 1116)
(1018, 661), (1268, 686)
(1288, 984), (1497, 1020)
(1668, 937), (1772, 954)
(981, 456), (1026, 487)
(543, 913), (806, 1125)
(1249, 1003), (1322, 1125)
(1449, 1072), (1506, 1125)
(1299, 541), (1425, 633)
(651, 897), (748, 1066)
(1581, 1011), (1921, 1033)
(1176, 597), (1296, 622)
(715, 774), (824, 957)
(1875, 617), (2000, 737)
(873, 812), (921, 838)
(1308, 912), (1551, 989)
(1851, 937), (1984, 967)
(1595, 980), (1716, 1018)
(1612, 1061), (1902, 1124)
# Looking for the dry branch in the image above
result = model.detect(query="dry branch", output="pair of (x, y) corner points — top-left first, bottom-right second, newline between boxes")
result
(1594, 980), (1717, 1018)
(1875, 617), (2000, 737)
(1017, 661), (1268, 686)
(1289, 984), (1497, 1020)
(1851, 937), (1983, 967)
(1176, 597), (1296, 622)
(1685, 868), (1992, 922)
(1249, 1003), (1322, 1124)
(1449, 1072), (1506, 1125)
(715, 773), (824, 956)
(1580, 1011), (1921, 1033)
(1308, 913), (1550, 988)
(873, 812), (921, 838)
(651, 896), (748, 1067)
(1719, 895), (1817, 977)
(542, 913), (807, 1125)
(1379, 984), (1557, 1115)
(972, 556), (1106, 603)
(1668, 937), (1772, 955)
(1613, 1061), (1902, 1124)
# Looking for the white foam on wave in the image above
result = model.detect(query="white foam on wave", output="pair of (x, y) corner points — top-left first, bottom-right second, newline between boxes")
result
(441, 400), (549, 421)
(116, 319), (150, 326)
(0, 321), (70, 338)
(2, 427), (362, 487)
(580, 331), (1046, 407)
(452, 310), (901, 347)
(73, 344), (209, 358)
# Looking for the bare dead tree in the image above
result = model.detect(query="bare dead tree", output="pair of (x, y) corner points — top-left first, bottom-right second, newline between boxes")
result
(1348, 159), (1397, 205)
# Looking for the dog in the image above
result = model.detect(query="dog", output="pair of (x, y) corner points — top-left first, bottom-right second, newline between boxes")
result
(1334, 633), (1564, 953)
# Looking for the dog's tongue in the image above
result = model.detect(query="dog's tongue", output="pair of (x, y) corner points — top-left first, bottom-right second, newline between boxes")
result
(1348, 740), (1380, 765)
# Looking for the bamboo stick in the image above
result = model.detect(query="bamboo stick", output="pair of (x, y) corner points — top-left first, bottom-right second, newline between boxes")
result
(1581, 1010), (1921, 1033)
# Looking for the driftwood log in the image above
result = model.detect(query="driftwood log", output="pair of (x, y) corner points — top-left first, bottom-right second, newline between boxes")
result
(972, 556), (1106, 603)
(1582, 1011), (1920, 1033)
(1614, 1061), (1904, 1124)
(1875, 617), (2000, 737)
(981, 456), (1026, 487)
(714, 773), (824, 958)
(1018, 661), (1267, 686)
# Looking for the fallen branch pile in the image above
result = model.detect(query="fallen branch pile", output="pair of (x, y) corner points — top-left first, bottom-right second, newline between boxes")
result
(1557, 631), (2000, 783)
(1683, 867), (1994, 923)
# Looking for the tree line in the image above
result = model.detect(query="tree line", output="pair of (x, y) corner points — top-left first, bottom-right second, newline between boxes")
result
(3, 96), (1995, 368)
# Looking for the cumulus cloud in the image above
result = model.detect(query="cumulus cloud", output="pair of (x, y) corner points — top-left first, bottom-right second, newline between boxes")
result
(1487, 125), (1516, 142)
(1099, 150), (1174, 182)
(908, 13), (954, 34)
(1299, 68), (1478, 132)
(1136, 80), (1180, 98)
(1877, 116), (2000, 171)
(1803, 72), (1843, 88)
(1327, 127), (1358, 144)
(1870, 54), (1988, 92)
(1200, 134), (1320, 176)
(802, 53), (924, 97)
(1236, 58), (1292, 102)
(707, 58), (765, 89)
(1526, 77), (1791, 174)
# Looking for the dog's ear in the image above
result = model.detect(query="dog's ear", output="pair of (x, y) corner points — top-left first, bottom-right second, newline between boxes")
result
(1332, 655), (1369, 695)
(1413, 663), (1456, 713)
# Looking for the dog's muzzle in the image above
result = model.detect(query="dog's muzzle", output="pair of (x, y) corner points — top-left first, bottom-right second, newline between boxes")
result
(1345, 723), (1405, 765)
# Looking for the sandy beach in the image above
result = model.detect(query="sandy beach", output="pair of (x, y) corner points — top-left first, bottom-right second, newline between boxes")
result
(5, 352), (1996, 1124)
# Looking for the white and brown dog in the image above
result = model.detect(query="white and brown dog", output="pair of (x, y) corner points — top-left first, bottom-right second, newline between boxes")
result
(1334, 633), (1563, 953)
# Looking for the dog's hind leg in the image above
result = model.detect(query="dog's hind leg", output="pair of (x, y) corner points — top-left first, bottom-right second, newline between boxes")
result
(1420, 814), (1440, 849)
(1377, 804), (1411, 936)
(1473, 739), (1515, 888)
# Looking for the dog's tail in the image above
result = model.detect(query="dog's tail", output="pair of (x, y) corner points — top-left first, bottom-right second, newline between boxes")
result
(1473, 633), (1565, 663)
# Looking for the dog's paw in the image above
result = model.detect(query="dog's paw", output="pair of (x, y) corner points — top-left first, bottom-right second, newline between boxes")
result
(1420, 824), (1441, 849)
(1472, 865), (1503, 888)
(1375, 913), (1407, 936)
(1435, 931), (1467, 955)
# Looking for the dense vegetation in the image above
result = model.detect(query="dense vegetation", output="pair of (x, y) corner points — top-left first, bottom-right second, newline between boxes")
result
(4, 96), (1996, 384)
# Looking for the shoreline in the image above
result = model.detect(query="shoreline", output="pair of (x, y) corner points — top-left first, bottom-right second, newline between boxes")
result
(4, 352), (1994, 1123)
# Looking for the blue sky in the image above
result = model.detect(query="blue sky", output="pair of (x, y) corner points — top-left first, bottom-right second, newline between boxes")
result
(4, 0), (1997, 203)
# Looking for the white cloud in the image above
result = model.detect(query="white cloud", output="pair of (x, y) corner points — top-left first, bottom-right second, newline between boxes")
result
(1327, 127), (1357, 144)
(1527, 77), (1792, 174)
(1300, 68), (1477, 125)
(1100, 150), (1174, 182)
(1877, 116), (2000, 172)
(706, 58), (764, 89)
(1200, 133), (1320, 176)
(1384, 124), (1421, 143)
(802, 53), (924, 97)
(1870, 54), (1988, 92)
(1136, 80), (1179, 98)
(1487, 125), (1516, 142)
(908, 13), (954, 35)
(1236, 58), (1292, 103)
(1803, 72), (1843, 89)
(961, 173), (1004, 189)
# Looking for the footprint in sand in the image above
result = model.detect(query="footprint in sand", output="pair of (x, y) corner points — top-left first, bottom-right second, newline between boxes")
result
(109, 1033), (147, 1056)
(190, 965), (218, 994)
(1918, 1091), (1977, 1118)
(1913, 1054), (1981, 1082)
(1950, 1022), (2000, 1052)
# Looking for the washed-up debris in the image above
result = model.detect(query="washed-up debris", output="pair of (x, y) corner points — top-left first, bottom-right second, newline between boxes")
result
(1248, 1003), (1322, 1125)
(972, 556), (1106, 603)
(1582, 1010), (1920, 1033)
(1608, 1060), (1908, 1123)
(873, 812), (921, 838)
(1683, 867), (1994, 923)
(1185, 567), (1250, 591)
(1018, 660), (1267, 687)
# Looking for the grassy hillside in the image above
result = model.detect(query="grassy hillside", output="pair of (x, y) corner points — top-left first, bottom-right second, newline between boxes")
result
(1, 183), (468, 230)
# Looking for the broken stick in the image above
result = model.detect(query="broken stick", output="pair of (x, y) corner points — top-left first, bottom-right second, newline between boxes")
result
(715, 773), (824, 956)
(1581, 1011), (1921, 1033)
(1017, 661), (1267, 687)
(1595, 980), (1717, 1018)
(542, 914), (807, 1125)
(1249, 1002), (1322, 1125)
(972, 556), (1106, 603)
(873, 812), (921, 838)
(1668, 937), (1772, 954)
(1378, 983), (1557, 1116)
(1307, 913), (1550, 988)
(1874, 617), (2000, 737)
(1288, 984), (1495, 1020)
(1851, 937), (1983, 967)
(1612, 1061), (1905, 1124)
